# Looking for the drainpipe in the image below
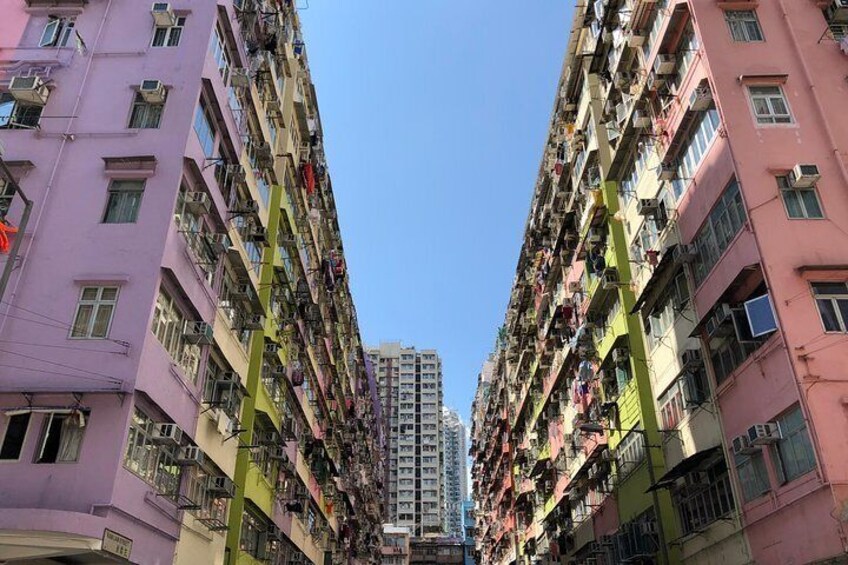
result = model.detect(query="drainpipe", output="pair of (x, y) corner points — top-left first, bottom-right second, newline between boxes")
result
(0, 0), (115, 336)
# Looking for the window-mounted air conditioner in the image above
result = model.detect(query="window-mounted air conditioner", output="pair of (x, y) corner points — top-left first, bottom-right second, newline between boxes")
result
(705, 303), (734, 337)
(601, 267), (619, 290)
(9, 76), (49, 106)
(184, 192), (211, 215)
(637, 198), (660, 217)
(245, 225), (267, 244)
(747, 422), (781, 445)
(633, 109), (652, 129)
(658, 163), (677, 181)
(672, 243), (699, 264)
(732, 434), (759, 455)
(653, 54), (677, 76)
(827, 0), (848, 23)
(151, 3), (177, 27)
(207, 475), (236, 498)
(628, 31), (646, 47)
(152, 423), (182, 445)
(139, 79), (166, 103)
(689, 85), (713, 112)
(229, 68), (250, 89)
(183, 321), (214, 344)
(240, 314), (265, 330)
(612, 347), (629, 365)
(789, 164), (820, 188)
(231, 283), (256, 303)
(681, 348), (702, 368)
(177, 445), (205, 466)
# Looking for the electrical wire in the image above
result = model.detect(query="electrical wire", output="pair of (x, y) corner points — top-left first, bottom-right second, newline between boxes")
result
(0, 363), (122, 385)
(0, 348), (122, 384)
(0, 339), (121, 355)
(1, 300), (129, 349)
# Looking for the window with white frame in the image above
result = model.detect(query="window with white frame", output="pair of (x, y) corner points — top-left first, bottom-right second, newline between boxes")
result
(725, 10), (764, 42)
(616, 430), (646, 478)
(209, 26), (231, 83)
(103, 180), (144, 224)
(151, 287), (201, 380)
(675, 459), (735, 535)
(123, 409), (181, 494)
(748, 85), (792, 125)
(184, 465), (229, 522)
(128, 92), (165, 129)
(152, 16), (185, 47)
(0, 93), (44, 129)
(40, 16), (76, 48)
(813, 282), (848, 332)
(193, 102), (217, 158)
(777, 176), (823, 219)
(692, 179), (747, 285)
(771, 405), (817, 483)
(670, 109), (720, 198)
(35, 411), (88, 463)
(70, 286), (118, 339)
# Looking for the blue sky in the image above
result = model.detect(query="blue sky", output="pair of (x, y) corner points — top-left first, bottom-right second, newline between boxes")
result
(299, 2), (571, 422)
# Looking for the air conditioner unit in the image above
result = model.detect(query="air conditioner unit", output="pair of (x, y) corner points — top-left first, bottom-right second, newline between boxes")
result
(152, 423), (182, 445)
(207, 475), (236, 498)
(747, 422), (781, 445)
(177, 445), (205, 466)
(653, 54), (677, 75)
(204, 233), (230, 254)
(231, 283), (256, 303)
(245, 225), (267, 244)
(732, 434), (758, 455)
(139, 79), (166, 103)
(612, 347), (629, 365)
(264, 342), (279, 357)
(689, 86), (713, 112)
(232, 198), (258, 216)
(601, 268), (619, 290)
(240, 314), (265, 330)
(681, 348), (702, 368)
(229, 68), (250, 89)
(637, 198), (660, 217)
(672, 243), (699, 264)
(646, 72), (666, 91)
(184, 192), (211, 215)
(705, 304), (734, 337)
(183, 321), (214, 344)
(789, 164), (821, 188)
(151, 2), (177, 26)
(632, 109), (652, 129)
(658, 163), (677, 181)
(628, 31), (646, 47)
(9, 76), (49, 106)
(827, 0), (848, 22)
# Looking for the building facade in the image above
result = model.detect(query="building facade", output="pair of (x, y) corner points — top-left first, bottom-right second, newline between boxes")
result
(461, 500), (477, 565)
(368, 343), (444, 537)
(382, 524), (411, 565)
(442, 407), (468, 538)
(473, 0), (848, 564)
(0, 1), (383, 563)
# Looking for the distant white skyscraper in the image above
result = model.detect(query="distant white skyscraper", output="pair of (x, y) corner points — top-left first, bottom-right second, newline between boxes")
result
(442, 407), (468, 538)
(368, 342), (444, 537)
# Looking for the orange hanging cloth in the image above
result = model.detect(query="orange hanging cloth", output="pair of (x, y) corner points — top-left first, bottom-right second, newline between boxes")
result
(0, 222), (18, 254)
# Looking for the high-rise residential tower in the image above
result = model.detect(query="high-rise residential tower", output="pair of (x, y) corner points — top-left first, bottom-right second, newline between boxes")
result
(368, 343), (444, 537)
(473, 0), (848, 564)
(0, 1), (384, 563)
(442, 407), (468, 538)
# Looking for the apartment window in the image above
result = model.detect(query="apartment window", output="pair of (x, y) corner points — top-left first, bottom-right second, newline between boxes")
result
(777, 176), (823, 219)
(616, 430), (646, 478)
(693, 179), (747, 285)
(128, 92), (165, 129)
(151, 288), (201, 380)
(240, 505), (267, 558)
(40, 16), (75, 47)
(152, 16), (185, 47)
(725, 11), (764, 42)
(70, 286), (118, 339)
(193, 102), (217, 158)
(0, 93), (44, 129)
(103, 180), (144, 223)
(659, 383), (685, 430)
(671, 109), (721, 198)
(748, 85), (792, 125)
(772, 405), (817, 483)
(123, 409), (181, 494)
(209, 26), (231, 83)
(675, 459), (735, 535)
(0, 413), (30, 460)
(35, 412), (87, 463)
(734, 452), (770, 501)
(813, 282), (848, 332)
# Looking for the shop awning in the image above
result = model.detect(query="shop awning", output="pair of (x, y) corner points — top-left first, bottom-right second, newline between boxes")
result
(646, 445), (722, 492)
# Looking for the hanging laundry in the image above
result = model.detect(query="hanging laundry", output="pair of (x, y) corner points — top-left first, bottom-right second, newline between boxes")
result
(578, 360), (594, 383)
(0, 221), (17, 254)
(301, 162), (316, 194)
